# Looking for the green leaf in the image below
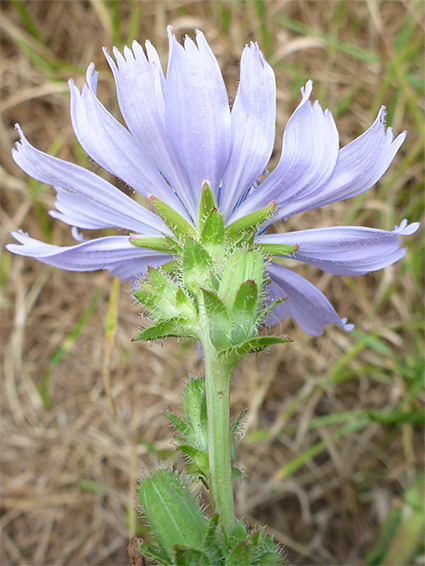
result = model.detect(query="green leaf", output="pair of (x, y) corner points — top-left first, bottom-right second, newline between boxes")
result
(219, 250), (264, 312)
(150, 195), (197, 239)
(231, 409), (246, 464)
(165, 234), (183, 253)
(229, 521), (247, 546)
(201, 209), (225, 258)
(182, 378), (209, 451)
(138, 542), (173, 565)
(220, 335), (291, 359)
(198, 182), (217, 231)
(201, 288), (232, 349)
(225, 202), (276, 240)
(249, 532), (282, 565)
(132, 290), (179, 319)
(218, 251), (243, 307)
(133, 317), (197, 342)
(230, 230), (256, 249)
(226, 541), (251, 566)
(159, 260), (178, 274)
(138, 469), (207, 561)
(182, 238), (213, 295)
(176, 287), (198, 318)
(259, 552), (283, 565)
(148, 268), (178, 302)
(249, 531), (262, 550)
(232, 467), (243, 479)
(258, 296), (289, 324)
(201, 515), (223, 564)
(241, 252), (265, 290)
(178, 445), (209, 476)
(230, 280), (259, 344)
(174, 546), (211, 565)
(164, 412), (192, 439)
(129, 235), (175, 254)
(183, 378), (204, 424)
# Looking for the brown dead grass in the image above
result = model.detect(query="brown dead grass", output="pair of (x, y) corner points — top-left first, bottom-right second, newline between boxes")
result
(1, 1), (424, 565)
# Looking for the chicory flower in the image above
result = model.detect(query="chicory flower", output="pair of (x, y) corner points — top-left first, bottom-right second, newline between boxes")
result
(7, 27), (419, 336)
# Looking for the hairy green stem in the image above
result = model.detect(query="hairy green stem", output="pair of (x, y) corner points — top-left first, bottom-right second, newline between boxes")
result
(202, 339), (235, 534)
(197, 291), (235, 534)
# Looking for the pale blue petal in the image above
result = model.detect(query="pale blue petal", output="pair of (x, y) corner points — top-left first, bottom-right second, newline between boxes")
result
(257, 220), (420, 276)
(49, 186), (158, 233)
(70, 64), (191, 220)
(276, 107), (406, 218)
(266, 263), (353, 336)
(230, 81), (339, 223)
(12, 127), (168, 236)
(164, 27), (231, 202)
(263, 280), (292, 326)
(220, 42), (276, 218)
(104, 43), (197, 219)
(6, 232), (171, 282)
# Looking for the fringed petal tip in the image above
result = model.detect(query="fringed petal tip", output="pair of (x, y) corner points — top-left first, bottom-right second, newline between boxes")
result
(194, 29), (208, 46)
(300, 79), (313, 100)
(167, 27), (209, 54)
(104, 44), (139, 72)
(102, 46), (115, 69)
(166, 25), (175, 46)
(71, 227), (85, 242)
(6, 230), (46, 256)
(241, 41), (270, 74)
(9, 229), (28, 241)
(13, 124), (26, 151)
(394, 219), (420, 236)
(245, 40), (259, 53)
(84, 63), (98, 91)
(12, 127), (23, 158)
(341, 317), (355, 332)
(375, 106), (408, 147)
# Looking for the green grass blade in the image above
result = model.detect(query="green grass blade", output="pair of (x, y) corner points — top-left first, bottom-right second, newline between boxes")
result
(253, 0), (273, 58)
(366, 473), (425, 565)
(277, 417), (370, 480)
(11, 0), (46, 45)
(275, 13), (378, 64)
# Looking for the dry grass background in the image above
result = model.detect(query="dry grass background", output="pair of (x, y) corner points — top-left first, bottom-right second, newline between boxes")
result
(1, 1), (424, 565)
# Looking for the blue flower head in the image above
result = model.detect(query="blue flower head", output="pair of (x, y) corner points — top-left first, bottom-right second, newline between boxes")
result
(7, 28), (419, 336)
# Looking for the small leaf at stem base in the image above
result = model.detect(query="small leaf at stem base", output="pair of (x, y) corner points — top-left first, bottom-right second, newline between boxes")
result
(138, 469), (207, 561)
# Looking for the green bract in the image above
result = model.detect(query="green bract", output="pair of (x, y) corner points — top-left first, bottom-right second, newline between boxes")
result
(182, 238), (214, 297)
(132, 183), (290, 364)
(225, 202), (276, 241)
(149, 195), (198, 239)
